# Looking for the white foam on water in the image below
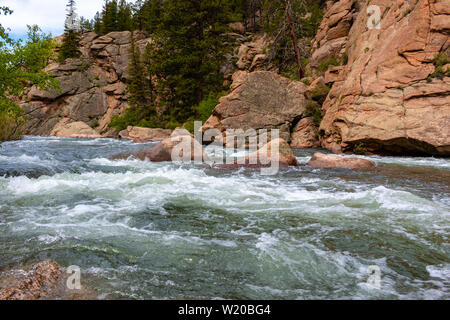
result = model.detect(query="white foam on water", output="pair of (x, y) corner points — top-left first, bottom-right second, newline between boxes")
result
(1, 137), (449, 300)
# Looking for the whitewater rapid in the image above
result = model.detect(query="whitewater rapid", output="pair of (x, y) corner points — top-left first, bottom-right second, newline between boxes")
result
(0, 137), (449, 299)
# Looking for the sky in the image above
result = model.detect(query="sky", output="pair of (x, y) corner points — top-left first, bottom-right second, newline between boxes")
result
(0, 0), (137, 40)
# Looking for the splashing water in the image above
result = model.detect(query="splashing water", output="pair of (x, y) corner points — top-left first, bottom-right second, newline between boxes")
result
(0, 137), (449, 299)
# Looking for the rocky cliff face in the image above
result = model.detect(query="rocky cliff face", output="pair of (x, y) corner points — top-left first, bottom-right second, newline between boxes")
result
(20, 31), (150, 137)
(315, 0), (449, 156)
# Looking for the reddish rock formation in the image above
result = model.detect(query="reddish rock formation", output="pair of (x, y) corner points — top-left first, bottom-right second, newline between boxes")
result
(314, 0), (450, 156)
(202, 71), (308, 144)
(291, 117), (320, 148)
(307, 152), (376, 169)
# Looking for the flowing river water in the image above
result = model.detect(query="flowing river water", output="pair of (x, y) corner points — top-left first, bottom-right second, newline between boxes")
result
(0, 136), (449, 299)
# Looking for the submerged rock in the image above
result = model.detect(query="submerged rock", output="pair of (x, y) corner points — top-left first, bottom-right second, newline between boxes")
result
(306, 152), (376, 170)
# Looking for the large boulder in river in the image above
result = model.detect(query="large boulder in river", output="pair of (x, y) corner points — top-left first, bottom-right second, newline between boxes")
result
(50, 119), (101, 138)
(119, 126), (172, 143)
(218, 138), (298, 169)
(202, 71), (308, 143)
(139, 134), (209, 162)
(306, 152), (375, 170)
(312, 0), (450, 156)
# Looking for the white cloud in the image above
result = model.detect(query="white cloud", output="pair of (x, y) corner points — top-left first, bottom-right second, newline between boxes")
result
(0, 0), (137, 38)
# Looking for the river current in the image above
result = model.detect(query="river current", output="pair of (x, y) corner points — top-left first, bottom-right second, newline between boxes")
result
(0, 136), (449, 299)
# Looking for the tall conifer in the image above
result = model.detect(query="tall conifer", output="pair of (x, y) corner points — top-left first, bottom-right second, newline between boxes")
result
(59, 0), (81, 62)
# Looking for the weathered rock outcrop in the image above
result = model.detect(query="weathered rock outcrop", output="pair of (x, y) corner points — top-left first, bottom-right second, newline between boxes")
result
(307, 152), (376, 169)
(291, 117), (320, 148)
(309, 0), (357, 68)
(314, 0), (450, 156)
(202, 71), (308, 144)
(119, 126), (172, 143)
(21, 31), (150, 138)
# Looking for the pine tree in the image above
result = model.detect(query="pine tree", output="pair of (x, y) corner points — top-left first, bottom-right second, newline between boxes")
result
(131, 0), (144, 31)
(93, 12), (102, 34)
(59, 0), (81, 62)
(127, 32), (149, 108)
(101, 0), (119, 34)
(79, 16), (93, 32)
(140, 0), (163, 33)
(146, 0), (232, 123)
(117, 0), (133, 31)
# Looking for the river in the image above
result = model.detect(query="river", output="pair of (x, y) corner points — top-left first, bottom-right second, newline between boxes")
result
(0, 136), (449, 299)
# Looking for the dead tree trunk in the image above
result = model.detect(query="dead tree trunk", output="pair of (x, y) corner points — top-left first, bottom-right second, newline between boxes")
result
(285, 0), (304, 79)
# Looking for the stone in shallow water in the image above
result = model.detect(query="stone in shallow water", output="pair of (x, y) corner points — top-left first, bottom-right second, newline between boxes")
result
(0, 261), (63, 300)
(0, 261), (98, 300)
(306, 152), (376, 170)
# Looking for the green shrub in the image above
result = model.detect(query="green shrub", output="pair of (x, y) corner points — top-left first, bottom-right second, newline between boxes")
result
(165, 121), (181, 130)
(109, 108), (143, 132)
(427, 53), (450, 81)
(139, 117), (162, 128)
(304, 100), (322, 126)
(310, 84), (331, 105)
(0, 101), (27, 143)
(183, 91), (226, 133)
(353, 142), (367, 155)
(317, 56), (340, 73)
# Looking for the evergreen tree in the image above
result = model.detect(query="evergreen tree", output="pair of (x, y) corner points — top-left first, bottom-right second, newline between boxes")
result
(127, 32), (153, 109)
(140, 0), (163, 33)
(58, 0), (81, 62)
(93, 11), (102, 34)
(117, 0), (133, 31)
(79, 16), (93, 31)
(131, 0), (145, 31)
(146, 0), (232, 123)
(101, 0), (119, 34)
